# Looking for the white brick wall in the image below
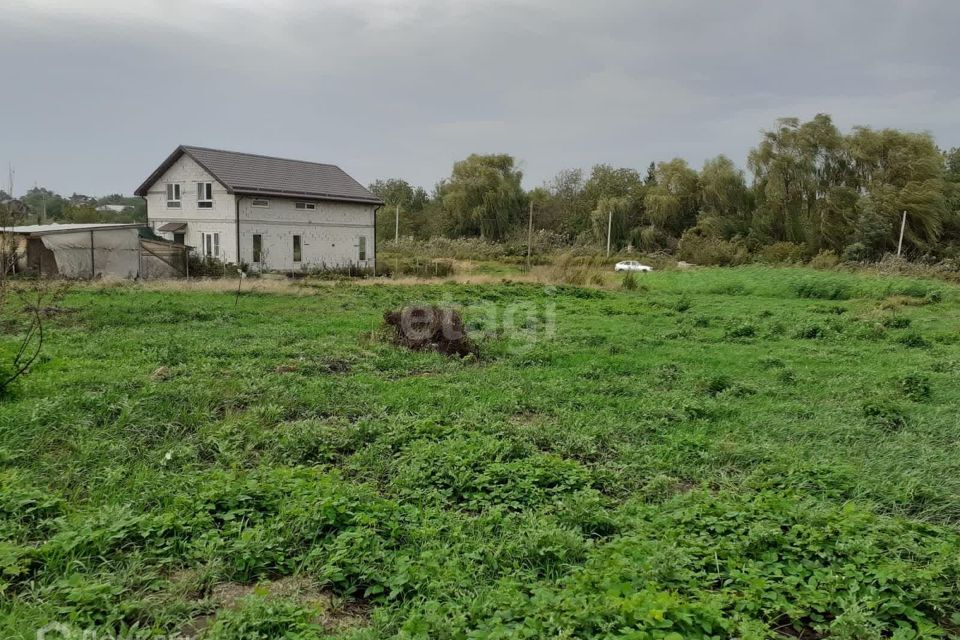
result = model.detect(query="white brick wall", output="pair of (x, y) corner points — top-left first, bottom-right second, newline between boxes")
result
(145, 154), (377, 271)
(145, 154), (238, 262)
(238, 198), (375, 271)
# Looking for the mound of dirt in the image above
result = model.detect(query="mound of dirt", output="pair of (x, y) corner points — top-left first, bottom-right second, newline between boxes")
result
(384, 305), (476, 357)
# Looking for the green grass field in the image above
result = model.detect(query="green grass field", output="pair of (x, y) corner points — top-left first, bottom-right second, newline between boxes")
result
(2, 266), (960, 639)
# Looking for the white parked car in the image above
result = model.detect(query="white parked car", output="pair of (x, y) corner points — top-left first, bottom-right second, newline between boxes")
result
(614, 261), (653, 272)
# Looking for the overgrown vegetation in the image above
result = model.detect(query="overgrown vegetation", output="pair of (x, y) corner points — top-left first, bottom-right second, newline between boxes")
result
(1, 267), (959, 638)
(370, 114), (960, 265)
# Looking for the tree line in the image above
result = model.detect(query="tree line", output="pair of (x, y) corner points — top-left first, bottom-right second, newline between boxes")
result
(1, 188), (145, 224)
(370, 114), (960, 262)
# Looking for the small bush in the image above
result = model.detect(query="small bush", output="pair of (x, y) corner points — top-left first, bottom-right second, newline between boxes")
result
(725, 324), (757, 339)
(655, 363), (682, 384)
(620, 272), (638, 291)
(758, 356), (785, 369)
(759, 242), (807, 264)
(376, 258), (454, 279)
(677, 232), (750, 266)
(842, 242), (870, 262)
(897, 331), (930, 349)
(794, 324), (825, 339)
(187, 255), (241, 278)
(307, 263), (375, 279)
(862, 399), (908, 431)
(897, 374), (932, 402)
(795, 281), (850, 300)
(882, 316), (911, 329)
(777, 369), (797, 384)
(704, 375), (734, 396)
(809, 250), (841, 270)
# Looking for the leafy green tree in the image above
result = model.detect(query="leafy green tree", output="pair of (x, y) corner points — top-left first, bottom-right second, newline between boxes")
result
(590, 196), (638, 250)
(369, 178), (415, 208)
(583, 165), (644, 210)
(846, 127), (947, 254)
(371, 178), (418, 240)
(941, 148), (960, 249)
(748, 114), (853, 251)
(696, 155), (753, 240)
(644, 158), (699, 238)
(644, 162), (657, 186)
(532, 169), (589, 238)
(21, 187), (66, 221)
(440, 154), (524, 239)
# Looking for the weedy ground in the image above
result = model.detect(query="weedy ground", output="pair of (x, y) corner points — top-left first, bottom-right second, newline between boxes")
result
(2, 266), (960, 639)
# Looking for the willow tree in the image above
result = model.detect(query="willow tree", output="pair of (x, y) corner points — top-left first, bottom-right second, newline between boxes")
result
(697, 155), (752, 240)
(748, 114), (856, 251)
(583, 165), (646, 249)
(590, 196), (641, 250)
(440, 154), (524, 239)
(643, 159), (699, 242)
(846, 127), (947, 255)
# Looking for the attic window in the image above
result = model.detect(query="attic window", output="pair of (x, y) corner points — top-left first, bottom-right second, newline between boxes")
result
(295, 202), (316, 211)
(197, 182), (213, 208)
(166, 183), (181, 208)
(251, 199), (270, 208)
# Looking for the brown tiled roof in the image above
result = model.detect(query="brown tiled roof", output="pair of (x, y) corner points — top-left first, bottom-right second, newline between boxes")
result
(134, 145), (383, 205)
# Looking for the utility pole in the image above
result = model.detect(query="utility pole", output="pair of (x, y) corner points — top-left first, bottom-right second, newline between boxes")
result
(606, 208), (613, 257)
(526, 200), (534, 270)
(395, 203), (400, 244)
(897, 210), (907, 258)
(7, 163), (13, 199)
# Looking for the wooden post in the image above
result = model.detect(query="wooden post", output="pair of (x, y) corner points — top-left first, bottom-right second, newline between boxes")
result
(395, 203), (400, 244)
(606, 208), (613, 257)
(89, 229), (96, 279)
(897, 211), (907, 258)
(526, 200), (534, 270)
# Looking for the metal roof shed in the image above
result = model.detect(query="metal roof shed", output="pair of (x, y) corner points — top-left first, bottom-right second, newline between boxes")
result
(6, 223), (146, 279)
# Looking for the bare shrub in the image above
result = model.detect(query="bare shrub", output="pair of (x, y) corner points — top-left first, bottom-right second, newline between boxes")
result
(758, 242), (808, 264)
(677, 232), (750, 266)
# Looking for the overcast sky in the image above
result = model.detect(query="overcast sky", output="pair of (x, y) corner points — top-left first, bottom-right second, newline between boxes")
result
(1, 0), (958, 197)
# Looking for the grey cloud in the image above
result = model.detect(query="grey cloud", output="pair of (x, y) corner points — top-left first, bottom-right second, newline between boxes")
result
(1, 0), (957, 196)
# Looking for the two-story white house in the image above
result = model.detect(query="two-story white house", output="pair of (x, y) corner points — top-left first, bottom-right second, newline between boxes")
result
(135, 145), (383, 272)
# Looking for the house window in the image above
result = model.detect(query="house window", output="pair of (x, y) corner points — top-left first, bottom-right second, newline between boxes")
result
(251, 199), (270, 208)
(358, 236), (367, 261)
(253, 234), (262, 262)
(173, 232), (185, 245)
(294, 202), (316, 211)
(202, 232), (220, 259)
(166, 183), (181, 208)
(292, 235), (302, 262)
(197, 182), (213, 208)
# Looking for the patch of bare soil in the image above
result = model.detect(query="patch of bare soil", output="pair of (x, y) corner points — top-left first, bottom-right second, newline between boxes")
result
(180, 575), (369, 637)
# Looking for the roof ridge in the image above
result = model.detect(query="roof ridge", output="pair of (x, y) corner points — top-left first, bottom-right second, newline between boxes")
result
(181, 145), (341, 170)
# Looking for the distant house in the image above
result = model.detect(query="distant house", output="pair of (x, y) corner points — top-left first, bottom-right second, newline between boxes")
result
(134, 146), (384, 272)
(95, 204), (130, 214)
